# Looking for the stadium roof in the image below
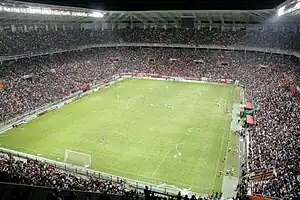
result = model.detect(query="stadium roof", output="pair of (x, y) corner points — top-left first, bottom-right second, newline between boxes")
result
(0, 0), (298, 25)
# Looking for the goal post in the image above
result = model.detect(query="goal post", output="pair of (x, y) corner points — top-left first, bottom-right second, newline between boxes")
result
(64, 149), (91, 168)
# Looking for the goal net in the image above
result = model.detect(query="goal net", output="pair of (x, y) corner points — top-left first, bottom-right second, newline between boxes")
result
(64, 149), (91, 168)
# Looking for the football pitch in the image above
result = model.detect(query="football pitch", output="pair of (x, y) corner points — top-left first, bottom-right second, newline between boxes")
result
(0, 78), (239, 194)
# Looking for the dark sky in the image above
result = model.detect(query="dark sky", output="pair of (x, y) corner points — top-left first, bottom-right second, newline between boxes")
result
(24, 0), (286, 11)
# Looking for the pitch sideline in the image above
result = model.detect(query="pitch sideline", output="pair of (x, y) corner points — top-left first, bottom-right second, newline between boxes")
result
(152, 146), (172, 177)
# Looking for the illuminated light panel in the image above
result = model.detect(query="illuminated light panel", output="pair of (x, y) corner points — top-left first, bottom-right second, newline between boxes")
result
(0, 5), (104, 18)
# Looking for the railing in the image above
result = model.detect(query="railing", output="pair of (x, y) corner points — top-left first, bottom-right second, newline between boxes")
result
(0, 147), (193, 197)
(0, 181), (124, 200)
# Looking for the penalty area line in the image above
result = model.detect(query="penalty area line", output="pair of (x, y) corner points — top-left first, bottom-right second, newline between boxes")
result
(152, 147), (172, 177)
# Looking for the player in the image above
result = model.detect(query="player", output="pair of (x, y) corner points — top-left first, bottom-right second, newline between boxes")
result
(117, 95), (120, 100)
(216, 101), (221, 107)
(228, 147), (232, 152)
(101, 135), (106, 144)
(219, 170), (223, 177)
(231, 166), (235, 176)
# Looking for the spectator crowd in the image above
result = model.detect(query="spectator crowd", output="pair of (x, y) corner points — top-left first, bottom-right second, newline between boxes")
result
(0, 155), (124, 194)
(0, 155), (223, 200)
(1, 28), (300, 200)
(1, 28), (300, 56)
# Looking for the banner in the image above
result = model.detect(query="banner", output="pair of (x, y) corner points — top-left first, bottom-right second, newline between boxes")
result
(193, 59), (204, 64)
(109, 57), (120, 63)
(168, 58), (178, 62)
(216, 79), (227, 84)
(0, 81), (6, 89)
(290, 85), (297, 95)
(150, 75), (164, 79)
(12, 119), (27, 127)
(248, 195), (272, 200)
(256, 64), (268, 70)
(79, 84), (91, 92)
(120, 73), (132, 76)
(201, 77), (208, 82)
(227, 79), (234, 84)
(184, 77), (199, 81)
(37, 110), (48, 117)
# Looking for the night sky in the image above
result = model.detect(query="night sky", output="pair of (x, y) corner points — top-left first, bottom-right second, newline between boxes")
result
(23, 0), (286, 11)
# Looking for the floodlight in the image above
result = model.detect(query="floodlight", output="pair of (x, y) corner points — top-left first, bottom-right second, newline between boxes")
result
(277, 6), (285, 16)
(90, 11), (104, 18)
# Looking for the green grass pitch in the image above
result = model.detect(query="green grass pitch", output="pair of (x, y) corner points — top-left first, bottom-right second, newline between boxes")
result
(0, 78), (238, 194)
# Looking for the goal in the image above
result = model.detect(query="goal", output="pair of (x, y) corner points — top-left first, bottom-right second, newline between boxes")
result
(64, 149), (91, 168)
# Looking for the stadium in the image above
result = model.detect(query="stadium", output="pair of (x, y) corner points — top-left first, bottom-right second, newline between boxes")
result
(0, 0), (300, 199)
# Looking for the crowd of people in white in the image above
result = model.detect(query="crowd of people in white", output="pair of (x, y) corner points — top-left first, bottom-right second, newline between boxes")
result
(0, 28), (300, 56)
(1, 28), (300, 199)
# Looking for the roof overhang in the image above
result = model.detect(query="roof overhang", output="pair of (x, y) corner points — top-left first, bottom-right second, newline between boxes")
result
(0, 0), (298, 24)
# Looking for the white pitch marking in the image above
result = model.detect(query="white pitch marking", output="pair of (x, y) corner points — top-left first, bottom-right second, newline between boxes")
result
(152, 147), (172, 176)
(211, 125), (227, 189)
(1, 146), (213, 191)
(174, 143), (184, 158)
(111, 160), (118, 168)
